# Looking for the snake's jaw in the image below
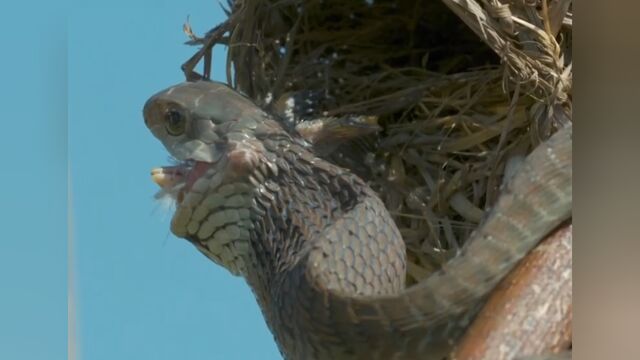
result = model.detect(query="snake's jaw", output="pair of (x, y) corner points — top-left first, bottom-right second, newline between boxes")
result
(163, 138), (220, 163)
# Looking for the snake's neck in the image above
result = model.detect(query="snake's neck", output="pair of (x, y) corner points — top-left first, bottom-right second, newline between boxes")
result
(241, 137), (365, 293)
(241, 136), (410, 359)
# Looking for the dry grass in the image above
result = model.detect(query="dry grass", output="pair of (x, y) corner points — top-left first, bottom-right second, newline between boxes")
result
(183, 0), (572, 284)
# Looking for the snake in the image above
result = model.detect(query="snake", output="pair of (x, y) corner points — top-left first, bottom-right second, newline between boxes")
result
(143, 80), (572, 359)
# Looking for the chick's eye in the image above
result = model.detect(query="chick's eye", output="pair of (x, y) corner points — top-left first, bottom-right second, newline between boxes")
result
(165, 109), (186, 136)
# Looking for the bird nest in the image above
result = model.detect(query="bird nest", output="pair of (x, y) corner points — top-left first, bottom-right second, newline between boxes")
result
(182, 0), (572, 284)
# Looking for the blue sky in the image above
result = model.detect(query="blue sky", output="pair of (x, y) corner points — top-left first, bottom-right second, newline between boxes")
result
(0, 2), (67, 359)
(69, 1), (278, 359)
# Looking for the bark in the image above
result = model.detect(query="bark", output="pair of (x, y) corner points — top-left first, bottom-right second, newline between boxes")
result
(451, 224), (572, 360)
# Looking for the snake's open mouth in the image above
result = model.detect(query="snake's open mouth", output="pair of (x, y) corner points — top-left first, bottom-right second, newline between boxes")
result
(151, 160), (211, 204)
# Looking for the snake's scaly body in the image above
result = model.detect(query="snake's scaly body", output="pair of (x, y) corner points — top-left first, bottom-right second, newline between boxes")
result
(144, 81), (572, 359)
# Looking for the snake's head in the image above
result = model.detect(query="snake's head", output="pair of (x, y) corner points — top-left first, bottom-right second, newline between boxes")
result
(143, 81), (286, 275)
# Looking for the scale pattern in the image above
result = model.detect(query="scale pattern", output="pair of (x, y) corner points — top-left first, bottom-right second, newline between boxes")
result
(143, 81), (572, 360)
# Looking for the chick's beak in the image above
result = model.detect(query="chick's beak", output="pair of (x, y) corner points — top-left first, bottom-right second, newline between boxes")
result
(151, 166), (186, 190)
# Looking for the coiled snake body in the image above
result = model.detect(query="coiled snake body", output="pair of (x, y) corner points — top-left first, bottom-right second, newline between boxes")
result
(144, 81), (572, 359)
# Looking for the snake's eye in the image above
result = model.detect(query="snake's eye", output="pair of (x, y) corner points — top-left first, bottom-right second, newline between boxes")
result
(165, 109), (186, 136)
